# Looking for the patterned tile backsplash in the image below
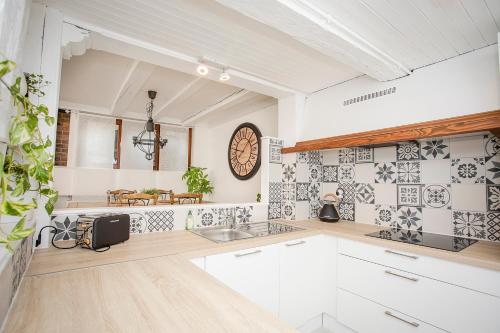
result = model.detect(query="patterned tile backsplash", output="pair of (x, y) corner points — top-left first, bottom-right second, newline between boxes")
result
(270, 134), (500, 242)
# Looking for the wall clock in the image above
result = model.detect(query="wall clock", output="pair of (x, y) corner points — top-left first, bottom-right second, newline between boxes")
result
(228, 122), (262, 180)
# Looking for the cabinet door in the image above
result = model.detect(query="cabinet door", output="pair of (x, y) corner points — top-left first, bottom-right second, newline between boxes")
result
(205, 244), (279, 315)
(279, 235), (326, 327)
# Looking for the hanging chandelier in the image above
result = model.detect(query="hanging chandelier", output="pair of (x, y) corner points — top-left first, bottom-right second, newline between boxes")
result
(132, 90), (168, 160)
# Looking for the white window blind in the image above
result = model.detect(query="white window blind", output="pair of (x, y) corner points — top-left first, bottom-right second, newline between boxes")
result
(160, 125), (188, 171)
(76, 114), (115, 168)
(120, 120), (154, 170)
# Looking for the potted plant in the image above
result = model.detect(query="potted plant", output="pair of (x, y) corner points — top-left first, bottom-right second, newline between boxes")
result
(181, 167), (214, 202)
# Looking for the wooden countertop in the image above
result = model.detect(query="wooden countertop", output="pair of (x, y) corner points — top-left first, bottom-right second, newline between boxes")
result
(4, 220), (500, 332)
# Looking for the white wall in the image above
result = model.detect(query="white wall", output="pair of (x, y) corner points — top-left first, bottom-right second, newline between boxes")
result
(192, 104), (278, 203)
(301, 45), (500, 141)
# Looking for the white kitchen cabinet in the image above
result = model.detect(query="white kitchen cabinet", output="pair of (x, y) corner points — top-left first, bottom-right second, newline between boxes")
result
(338, 289), (446, 333)
(338, 254), (500, 333)
(278, 235), (325, 327)
(189, 257), (205, 270)
(205, 244), (280, 315)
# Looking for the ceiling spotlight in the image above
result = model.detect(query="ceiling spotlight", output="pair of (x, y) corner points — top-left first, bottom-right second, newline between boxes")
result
(219, 69), (230, 81)
(196, 64), (208, 75)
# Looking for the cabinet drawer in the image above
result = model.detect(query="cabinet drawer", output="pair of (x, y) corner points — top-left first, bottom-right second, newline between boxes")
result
(338, 254), (500, 333)
(338, 289), (446, 333)
(338, 238), (500, 297)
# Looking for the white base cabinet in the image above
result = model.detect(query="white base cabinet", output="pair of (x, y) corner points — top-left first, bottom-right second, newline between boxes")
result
(205, 244), (280, 315)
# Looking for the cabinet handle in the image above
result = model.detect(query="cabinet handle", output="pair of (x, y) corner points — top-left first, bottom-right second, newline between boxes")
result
(234, 249), (262, 258)
(384, 310), (420, 327)
(385, 249), (418, 260)
(285, 240), (306, 247)
(385, 270), (418, 282)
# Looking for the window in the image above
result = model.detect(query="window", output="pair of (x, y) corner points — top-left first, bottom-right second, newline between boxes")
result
(75, 114), (115, 168)
(159, 125), (188, 171)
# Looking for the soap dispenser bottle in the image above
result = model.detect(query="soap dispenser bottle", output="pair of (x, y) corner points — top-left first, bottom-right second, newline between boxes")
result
(185, 210), (194, 230)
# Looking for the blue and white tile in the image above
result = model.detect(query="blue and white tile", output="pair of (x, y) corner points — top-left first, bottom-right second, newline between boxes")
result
(282, 183), (296, 201)
(307, 151), (322, 165)
(419, 138), (450, 160)
(396, 206), (423, 231)
(268, 202), (281, 220)
(375, 204), (397, 227)
(337, 182), (355, 203)
(269, 182), (282, 202)
(355, 147), (374, 163)
(269, 144), (282, 164)
(374, 162), (397, 183)
(450, 134), (484, 158)
(397, 184), (422, 207)
(51, 215), (78, 241)
(338, 164), (355, 183)
(339, 148), (355, 164)
(282, 163), (297, 183)
(422, 184), (451, 209)
(128, 212), (147, 234)
(309, 200), (321, 219)
(396, 141), (420, 161)
(308, 182), (321, 202)
(297, 152), (308, 164)
(451, 158), (485, 184)
(321, 182), (339, 201)
(308, 164), (322, 182)
(452, 210), (486, 239)
(396, 161), (421, 184)
(146, 210), (175, 231)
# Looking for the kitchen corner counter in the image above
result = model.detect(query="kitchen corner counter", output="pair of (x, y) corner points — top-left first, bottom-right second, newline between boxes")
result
(4, 220), (500, 332)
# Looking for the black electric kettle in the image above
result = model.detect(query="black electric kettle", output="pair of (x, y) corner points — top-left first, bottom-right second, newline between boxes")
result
(318, 193), (340, 223)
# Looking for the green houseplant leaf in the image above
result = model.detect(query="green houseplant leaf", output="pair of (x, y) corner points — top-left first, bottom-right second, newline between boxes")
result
(182, 167), (214, 195)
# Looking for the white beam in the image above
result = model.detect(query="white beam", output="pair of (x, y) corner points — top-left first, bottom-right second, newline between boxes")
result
(182, 89), (250, 125)
(215, 0), (411, 81)
(110, 60), (156, 115)
(59, 100), (111, 115)
(153, 76), (205, 118)
(63, 16), (301, 98)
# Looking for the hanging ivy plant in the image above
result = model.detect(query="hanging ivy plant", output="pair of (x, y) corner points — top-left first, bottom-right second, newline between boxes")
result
(0, 59), (58, 252)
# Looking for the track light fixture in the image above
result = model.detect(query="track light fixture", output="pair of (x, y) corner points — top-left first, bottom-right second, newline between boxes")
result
(196, 64), (208, 75)
(219, 69), (230, 81)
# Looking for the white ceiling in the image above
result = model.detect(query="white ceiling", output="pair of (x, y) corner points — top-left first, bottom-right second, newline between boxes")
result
(59, 49), (276, 125)
(45, 0), (499, 93)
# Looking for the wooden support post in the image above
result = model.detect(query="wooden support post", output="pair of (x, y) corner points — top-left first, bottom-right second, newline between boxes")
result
(188, 127), (193, 168)
(113, 119), (122, 169)
(154, 123), (160, 171)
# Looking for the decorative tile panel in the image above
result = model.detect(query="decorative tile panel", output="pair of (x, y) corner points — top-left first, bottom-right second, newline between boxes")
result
(397, 141), (420, 161)
(309, 200), (321, 219)
(282, 163), (297, 183)
(397, 184), (422, 207)
(268, 202), (281, 220)
(355, 183), (375, 204)
(308, 164), (322, 182)
(485, 156), (500, 184)
(269, 144), (282, 164)
(11, 237), (28, 298)
(484, 134), (499, 157)
(355, 147), (374, 163)
(235, 206), (253, 223)
(322, 165), (338, 183)
(453, 210), (486, 239)
(375, 204), (397, 226)
(487, 212), (500, 241)
(487, 185), (500, 211)
(146, 210), (175, 231)
(52, 215), (78, 241)
(308, 182), (321, 202)
(397, 161), (421, 184)
(269, 182), (282, 202)
(297, 152), (308, 164)
(337, 183), (355, 203)
(420, 139), (450, 160)
(451, 158), (485, 184)
(339, 148), (355, 164)
(282, 201), (296, 220)
(375, 162), (397, 183)
(339, 202), (355, 221)
(307, 151), (322, 165)
(296, 183), (309, 201)
(338, 164), (355, 183)
(422, 184), (451, 209)
(282, 183), (296, 201)
(396, 206), (423, 230)
(129, 212), (147, 234)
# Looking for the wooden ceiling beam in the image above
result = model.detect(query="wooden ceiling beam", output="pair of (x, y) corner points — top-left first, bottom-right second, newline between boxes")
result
(282, 110), (500, 153)
(215, 0), (411, 81)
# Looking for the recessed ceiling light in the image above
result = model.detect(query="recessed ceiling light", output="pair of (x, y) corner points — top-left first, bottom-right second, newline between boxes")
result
(197, 64), (208, 75)
(219, 69), (230, 81)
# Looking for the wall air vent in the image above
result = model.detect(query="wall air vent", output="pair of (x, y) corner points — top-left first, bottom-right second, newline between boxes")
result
(343, 87), (396, 106)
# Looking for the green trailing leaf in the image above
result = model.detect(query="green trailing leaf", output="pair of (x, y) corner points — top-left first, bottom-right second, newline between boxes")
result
(7, 218), (34, 241)
(0, 61), (58, 252)
(182, 167), (214, 195)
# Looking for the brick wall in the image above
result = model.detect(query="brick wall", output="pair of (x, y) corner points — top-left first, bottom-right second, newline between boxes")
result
(55, 110), (70, 166)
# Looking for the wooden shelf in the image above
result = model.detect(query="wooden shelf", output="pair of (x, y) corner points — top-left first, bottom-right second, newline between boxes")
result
(282, 109), (500, 153)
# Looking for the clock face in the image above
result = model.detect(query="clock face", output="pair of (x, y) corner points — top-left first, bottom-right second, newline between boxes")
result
(228, 123), (262, 180)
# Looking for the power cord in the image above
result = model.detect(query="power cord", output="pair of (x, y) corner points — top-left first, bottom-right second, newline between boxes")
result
(35, 225), (111, 252)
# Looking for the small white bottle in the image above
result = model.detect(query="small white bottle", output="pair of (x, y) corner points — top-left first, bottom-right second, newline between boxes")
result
(185, 210), (194, 230)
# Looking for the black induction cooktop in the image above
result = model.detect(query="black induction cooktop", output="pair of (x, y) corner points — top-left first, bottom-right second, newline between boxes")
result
(366, 228), (477, 252)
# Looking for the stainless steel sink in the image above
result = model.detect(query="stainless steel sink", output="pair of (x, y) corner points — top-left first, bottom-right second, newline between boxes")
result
(192, 227), (255, 242)
(191, 221), (304, 243)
